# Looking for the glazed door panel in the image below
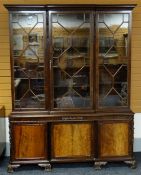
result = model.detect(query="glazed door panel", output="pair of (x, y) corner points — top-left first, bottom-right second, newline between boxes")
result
(11, 123), (47, 160)
(51, 122), (93, 159)
(10, 11), (46, 109)
(50, 11), (94, 110)
(98, 121), (130, 158)
(97, 12), (131, 109)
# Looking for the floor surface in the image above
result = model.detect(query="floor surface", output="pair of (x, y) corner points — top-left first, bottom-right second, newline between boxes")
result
(0, 153), (141, 175)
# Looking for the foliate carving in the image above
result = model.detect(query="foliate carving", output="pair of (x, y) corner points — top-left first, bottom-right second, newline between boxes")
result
(128, 118), (134, 155)
(124, 160), (136, 169)
(38, 163), (52, 171)
(9, 119), (13, 161)
(94, 161), (107, 170)
(7, 164), (20, 173)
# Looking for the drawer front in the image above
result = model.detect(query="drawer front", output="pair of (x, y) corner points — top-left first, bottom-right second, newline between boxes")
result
(51, 122), (94, 159)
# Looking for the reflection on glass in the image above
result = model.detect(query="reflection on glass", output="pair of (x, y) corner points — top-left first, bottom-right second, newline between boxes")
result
(99, 13), (129, 59)
(52, 13), (92, 108)
(98, 13), (129, 107)
(12, 13), (45, 109)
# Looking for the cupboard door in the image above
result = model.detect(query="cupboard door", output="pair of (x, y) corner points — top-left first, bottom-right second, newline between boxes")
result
(51, 122), (93, 159)
(97, 12), (131, 109)
(51, 12), (93, 110)
(98, 121), (131, 158)
(11, 123), (47, 160)
(10, 12), (46, 109)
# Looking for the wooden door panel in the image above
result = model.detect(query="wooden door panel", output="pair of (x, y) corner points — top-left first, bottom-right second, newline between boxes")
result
(98, 122), (129, 157)
(52, 123), (93, 158)
(12, 124), (47, 159)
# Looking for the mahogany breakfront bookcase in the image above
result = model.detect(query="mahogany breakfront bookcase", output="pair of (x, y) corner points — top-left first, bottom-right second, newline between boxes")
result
(5, 4), (136, 172)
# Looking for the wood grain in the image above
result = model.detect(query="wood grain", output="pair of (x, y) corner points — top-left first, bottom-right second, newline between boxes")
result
(13, 124), (47, 159)
(99, 122), (129, 157)
(52, 123), (92, 158)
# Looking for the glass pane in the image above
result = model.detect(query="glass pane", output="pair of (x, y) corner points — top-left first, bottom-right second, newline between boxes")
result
(99, 13), (129, 58)
(12, 12), (45, 109)
(98, 13), (129, 107)
(52, 13), (92, 109)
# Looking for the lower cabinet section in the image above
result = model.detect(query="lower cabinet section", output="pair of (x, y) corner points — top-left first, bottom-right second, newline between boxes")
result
(8, 114), (136, 172)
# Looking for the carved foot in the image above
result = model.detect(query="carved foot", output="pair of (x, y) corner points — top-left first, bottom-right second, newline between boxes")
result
(124, 160), (136, 169)
(7, 164), (20, 173)
(94, 161), (107, 170)
(38, 163), (51, 171)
